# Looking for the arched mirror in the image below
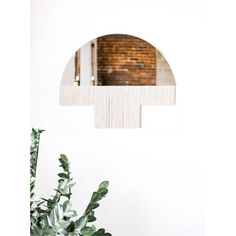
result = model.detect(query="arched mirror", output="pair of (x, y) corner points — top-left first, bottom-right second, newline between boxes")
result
(60, 34), (176, 128)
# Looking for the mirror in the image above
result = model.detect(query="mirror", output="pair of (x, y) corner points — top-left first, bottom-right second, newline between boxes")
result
(60, 34), (176, 128)
(63, 34), (175, 87)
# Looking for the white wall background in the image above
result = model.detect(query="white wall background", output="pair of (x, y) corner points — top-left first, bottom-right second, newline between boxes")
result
(30, 0), (235, 235)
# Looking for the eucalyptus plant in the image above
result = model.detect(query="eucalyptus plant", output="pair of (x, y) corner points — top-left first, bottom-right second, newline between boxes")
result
(30, 128), (111, 236)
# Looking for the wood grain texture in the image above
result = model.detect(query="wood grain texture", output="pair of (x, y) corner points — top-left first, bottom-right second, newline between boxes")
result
(60, 86), (176, 128)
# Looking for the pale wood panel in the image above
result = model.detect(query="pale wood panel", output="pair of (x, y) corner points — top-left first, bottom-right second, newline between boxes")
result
(60, 86), (176, 128)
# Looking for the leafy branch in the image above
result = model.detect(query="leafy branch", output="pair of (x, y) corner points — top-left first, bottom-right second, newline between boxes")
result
(30, 128), (111, 236)
(30, 128), (44, 178)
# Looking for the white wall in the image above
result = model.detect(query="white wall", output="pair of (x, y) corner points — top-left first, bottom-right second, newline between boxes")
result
(61, 55), (74, 85)
(31, 0), (207, 235)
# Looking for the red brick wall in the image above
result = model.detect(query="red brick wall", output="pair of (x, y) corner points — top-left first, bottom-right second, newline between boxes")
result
(97, 34), (156, 86)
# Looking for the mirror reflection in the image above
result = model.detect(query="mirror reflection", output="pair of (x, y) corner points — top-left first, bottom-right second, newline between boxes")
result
(67, 34), (175, 86)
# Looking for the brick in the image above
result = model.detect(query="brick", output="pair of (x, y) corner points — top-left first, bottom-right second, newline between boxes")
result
(97, 34), (156, 86)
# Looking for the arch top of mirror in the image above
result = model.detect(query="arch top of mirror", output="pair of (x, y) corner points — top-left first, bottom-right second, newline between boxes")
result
(62, 34), (175, 87)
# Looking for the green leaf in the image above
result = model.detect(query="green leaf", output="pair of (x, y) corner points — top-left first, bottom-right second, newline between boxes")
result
(64, 210), (77, 218)
(74, 216), (88, 233)
(87, 211), (96, 222)
(58, 179), (76, 195)
(91, 192), (102, 202)
(99, 181), (109, 189)
(80, 226), (96, 236)
(87, 215), (96, 222)
(62, 200), (72, 212)
(30, 180), (35, 192)
(66, 221), (75, 232)
(58, 173), (69, 179)
(85, 203), (100, 214)
(59, 154), (68, 162)
(92, 229), (112, 236)
(59, 154), (69, 172)
(97, 188), (108, 197)
(95, 228), (105, 235)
